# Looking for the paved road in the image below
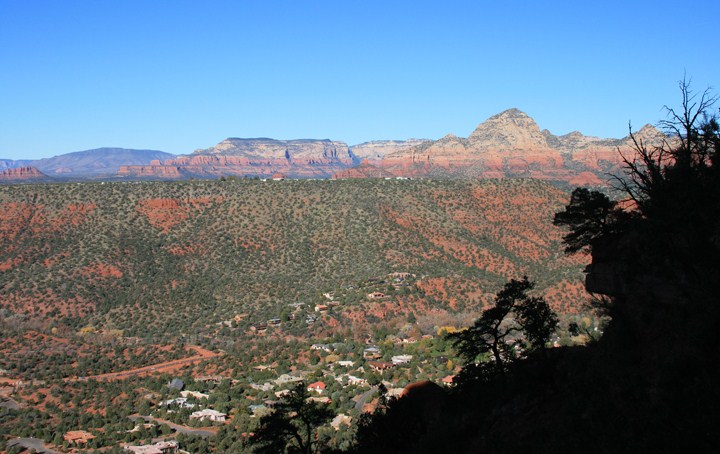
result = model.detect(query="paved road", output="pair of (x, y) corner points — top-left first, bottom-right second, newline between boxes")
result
(354, 387), (377, 411)
(7, 438), (57, 454)
(0, 396), (20, 409)
(130, 414), (217, 438)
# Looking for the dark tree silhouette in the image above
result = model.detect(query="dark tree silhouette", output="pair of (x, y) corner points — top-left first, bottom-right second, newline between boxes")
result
(251, 382), (334, 454)
(552, 188), (625, 254)
(551, 80), (720, 451)
(448, 277), (558, 381)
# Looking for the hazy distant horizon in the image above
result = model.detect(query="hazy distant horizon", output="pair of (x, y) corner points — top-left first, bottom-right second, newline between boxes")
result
(1, 0), (717, 160)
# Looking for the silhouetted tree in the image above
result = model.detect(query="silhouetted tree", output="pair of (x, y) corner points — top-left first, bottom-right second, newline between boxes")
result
(552, 188), (626, 253)
(551, 79), (720, 451)
(251, 382), (334, 454)
(448, 277), (558, 381)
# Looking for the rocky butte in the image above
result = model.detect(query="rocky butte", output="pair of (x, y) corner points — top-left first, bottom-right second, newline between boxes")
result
(0, 166), (52, 183)
(377, 108), (665, 184)
(119, 138), (356, 179)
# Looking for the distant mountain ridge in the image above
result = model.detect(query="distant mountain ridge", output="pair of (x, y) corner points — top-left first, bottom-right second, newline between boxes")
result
(0, 148), (175, 181)
(0, 159), (32, 171)
(1, 110), (665, 183)
(119, 138), (356, 179)
(377, 109), (664, 182)
(33, 147), (176, 177)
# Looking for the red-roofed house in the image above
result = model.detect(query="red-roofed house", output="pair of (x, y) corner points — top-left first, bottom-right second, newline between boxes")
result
(368, 361), (395, 372)
(307, 381), (326, 394)
(442, 375), (456, 386)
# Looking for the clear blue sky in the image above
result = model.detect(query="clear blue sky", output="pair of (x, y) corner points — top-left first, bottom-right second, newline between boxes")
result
(1, 0), (717, 159)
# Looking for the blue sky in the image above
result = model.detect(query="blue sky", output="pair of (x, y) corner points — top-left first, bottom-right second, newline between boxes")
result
(1, 1), (717, 159)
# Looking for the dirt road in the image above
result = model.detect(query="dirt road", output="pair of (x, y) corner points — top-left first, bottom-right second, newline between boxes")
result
(68, 346), (220, 382)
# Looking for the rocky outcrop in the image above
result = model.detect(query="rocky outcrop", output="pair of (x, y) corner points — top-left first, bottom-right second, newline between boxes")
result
(0, 166), (52, 183)
(350, 139), (431, 162)
(332, 160), (395, 179)
(378, 108), (664, 183)
(119, 139), (354, 179)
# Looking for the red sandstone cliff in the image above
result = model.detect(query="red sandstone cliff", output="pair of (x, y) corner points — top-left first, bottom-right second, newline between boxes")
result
(119, 138), (354, 179)
(379, 109), (665, 184)
(115, 110), (665, 184)
(332, 160), (395, 179)
(0, 166), (52, 183)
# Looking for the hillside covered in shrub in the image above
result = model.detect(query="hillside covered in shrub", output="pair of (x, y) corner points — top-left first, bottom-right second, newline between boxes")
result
(0, 178), (587, 343)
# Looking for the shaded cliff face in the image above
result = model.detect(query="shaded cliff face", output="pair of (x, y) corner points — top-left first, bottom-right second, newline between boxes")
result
(120, 138), (354, 179)
(379, 109), (665, 184)
(0, 166), (52, 183)
(349, 139), (431, 162)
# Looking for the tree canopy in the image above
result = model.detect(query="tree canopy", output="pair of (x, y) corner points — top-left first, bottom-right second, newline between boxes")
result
(448, 277), (558, 382)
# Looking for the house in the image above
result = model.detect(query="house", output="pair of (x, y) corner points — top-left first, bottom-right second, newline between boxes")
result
(307, 381), (326, 394)
(274, 389), (291, 398)
(271, 173), (286, 181)
(127, 422), (156, 433)
(346, 375), (368, 386)
(195, 375), (225, 384)
(233, 313), (248, 322)
(363, 346), (381, 359)
(331, 414), (352, 430)
(124, 440), (178, 454)
(307, 396), (331, 404)
(335, 360), (354, 368)
(323, 292), (335, 300)
(168, 378), (184, 391)
(368, 361), (395, 372)
(267, 318), (281, 326)
(250, 382), (275, 392)
(180, 390), (209, 399)
(367, 292), (386, 300)
(190, 408), (227, 422)
(311, 343), (334, 353)
(64, 430), (96, 445)
(442, 375), (456, 387)
(249, 323), (267, 332)
(275, 374), (304, 385)
(314, 304), (329, 312)
(391, 354), (413, 365)
(160, 397), (195, 409)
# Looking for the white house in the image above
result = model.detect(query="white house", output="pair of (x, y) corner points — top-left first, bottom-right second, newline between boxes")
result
(190, 409), (227, 422)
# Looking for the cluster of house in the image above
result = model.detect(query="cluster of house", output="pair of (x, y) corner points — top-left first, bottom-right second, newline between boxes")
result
(161, 379), (228, 422)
